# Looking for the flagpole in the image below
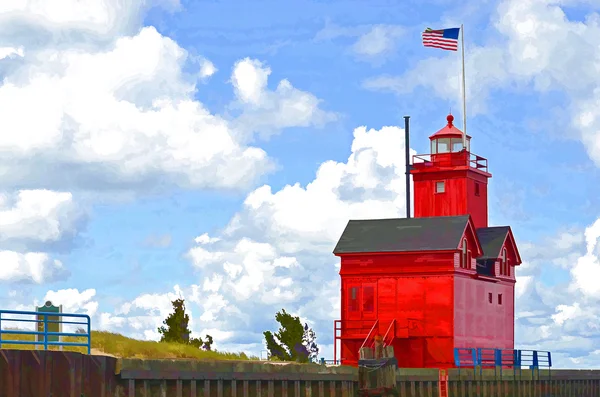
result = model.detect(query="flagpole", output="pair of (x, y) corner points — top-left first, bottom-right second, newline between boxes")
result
(460, 23), (467, 150)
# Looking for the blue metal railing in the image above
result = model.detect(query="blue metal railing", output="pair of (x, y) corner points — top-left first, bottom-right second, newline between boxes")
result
(319, 358), (341, 365)
(454, 347), (552, 380)
(0, 309), (91, 354)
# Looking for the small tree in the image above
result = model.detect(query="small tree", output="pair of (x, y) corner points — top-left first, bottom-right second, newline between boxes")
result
(157, 298), (213, 350)
(263, 309), (319, 363)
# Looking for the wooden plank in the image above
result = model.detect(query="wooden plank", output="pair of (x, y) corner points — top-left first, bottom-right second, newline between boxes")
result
(191, 380), (196, 397)
(329, 380), (335, 397)
(295, 380), (300, 397)
(128, 379), (135, 397)
(256, 380), (261, 397)
(318, 381), (324, 397)
(306, 380), (312, 397)
(204, 380), (210, 397)
(143, 380), (149, 397)
(217, 380), (223, 397)
(268, 380), (274, 397)
(282, 380), (288, 397)
(231, 380), (236, 397)
(160, 380), (167, 397)
(177, 379), (183, 397)
(243, 380), (249, 397)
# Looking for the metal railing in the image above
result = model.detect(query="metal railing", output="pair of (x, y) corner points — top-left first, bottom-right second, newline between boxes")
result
(0, 309), (91, 354)
(454, 347), (552, 380)
(412, 151), (488, 173)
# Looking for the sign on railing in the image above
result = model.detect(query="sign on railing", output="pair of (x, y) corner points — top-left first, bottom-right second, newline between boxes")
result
(0, 306), (91, 354)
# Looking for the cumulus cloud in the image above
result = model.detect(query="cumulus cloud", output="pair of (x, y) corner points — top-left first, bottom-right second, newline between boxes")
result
(0, 190), (84, 248)
(0, 3), (335, 195)
(230, 58), (338, 140)
(0, 189), (84, 284)
(0, 252), (67, 284)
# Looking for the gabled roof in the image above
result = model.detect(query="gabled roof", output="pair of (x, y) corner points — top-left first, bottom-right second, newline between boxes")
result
(476, 226), (511, 260)
(333, 215), (471, 255)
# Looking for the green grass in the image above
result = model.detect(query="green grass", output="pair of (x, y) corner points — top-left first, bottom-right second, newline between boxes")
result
(0, 328), (258, 360)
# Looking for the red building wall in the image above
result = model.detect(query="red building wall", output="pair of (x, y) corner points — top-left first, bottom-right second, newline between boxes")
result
(339, 253), (458, 367)
(412, 169), (490, 230)
(454, 275), (514, 350)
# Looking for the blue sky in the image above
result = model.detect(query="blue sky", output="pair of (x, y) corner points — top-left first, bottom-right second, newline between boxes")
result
(2, 0), (600, 368)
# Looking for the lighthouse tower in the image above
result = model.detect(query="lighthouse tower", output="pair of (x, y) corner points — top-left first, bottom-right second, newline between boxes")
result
(333, 115), (522, 368)
(411, 114), (490, 229)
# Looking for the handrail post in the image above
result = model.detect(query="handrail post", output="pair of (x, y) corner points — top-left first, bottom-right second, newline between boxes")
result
(87, 315), (91, 354)
(0, 312), (2, 349)
(43, 314), (48, 351)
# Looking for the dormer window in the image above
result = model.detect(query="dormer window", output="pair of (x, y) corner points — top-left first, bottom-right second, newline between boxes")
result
(500, 248), (509, 276)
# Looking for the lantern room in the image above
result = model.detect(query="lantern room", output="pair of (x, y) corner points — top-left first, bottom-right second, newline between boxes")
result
(429, 114), (471, 154)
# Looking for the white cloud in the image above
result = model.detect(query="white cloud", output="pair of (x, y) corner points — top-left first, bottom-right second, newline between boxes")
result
(315, 21), (404, 63)
(0, 190), (83, 245)
(0, 46), (24, 59)
(0, 27), (277, 193)
(352, 25), (404, 58)
(0, 0), (180, 41)
(0, 189), (83, 284)
(199, 58), (217, 80)
(0, 252), (66, 284)
(230, 58), (338, 140)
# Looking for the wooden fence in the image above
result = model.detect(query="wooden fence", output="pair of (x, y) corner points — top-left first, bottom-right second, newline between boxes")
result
(2, 349), (600, 397)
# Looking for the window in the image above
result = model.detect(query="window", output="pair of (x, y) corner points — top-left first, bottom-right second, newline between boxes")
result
(430, 140), (437, 154)
(488, 293), (492, 304)
(475, 182), (480, 196)
(363, 286), (375, 312)
(462, 239), (468, 269)
(437, 138), (451, 153)
(498, 294), (503, 305)
(349, 287), (359, 312)
(451, 138), (463, 152)
(500, 248), (508, 276)
(436, 181), (445, 193)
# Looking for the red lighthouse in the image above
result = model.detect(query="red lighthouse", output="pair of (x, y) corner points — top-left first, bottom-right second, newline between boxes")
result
(333, 115), (522, 368)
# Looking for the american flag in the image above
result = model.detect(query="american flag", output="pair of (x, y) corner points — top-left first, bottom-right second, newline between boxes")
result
(422, 27), (460, 51)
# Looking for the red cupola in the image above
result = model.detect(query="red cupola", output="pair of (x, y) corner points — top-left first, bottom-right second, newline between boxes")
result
(411, 114), (491, 229)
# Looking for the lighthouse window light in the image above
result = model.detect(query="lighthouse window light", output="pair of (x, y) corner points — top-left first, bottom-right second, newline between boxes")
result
(437, 138), (451, 153)
(451, 138), (463, 152)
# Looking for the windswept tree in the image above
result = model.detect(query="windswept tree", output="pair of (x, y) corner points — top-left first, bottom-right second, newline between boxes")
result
(263, 309), (319, 363)
(158, 298), (213, 350)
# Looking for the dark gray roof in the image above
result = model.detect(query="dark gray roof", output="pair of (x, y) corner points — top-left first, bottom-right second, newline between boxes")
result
(476, 226), (510, 259)
(333, 215), (470, 254)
